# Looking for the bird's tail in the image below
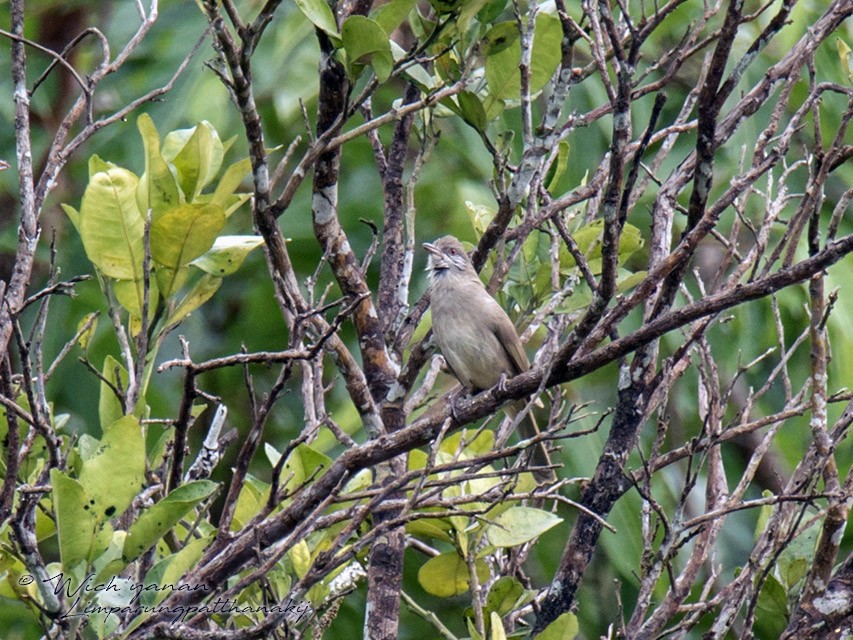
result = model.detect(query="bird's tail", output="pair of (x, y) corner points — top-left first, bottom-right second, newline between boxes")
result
(507, 399), (556, 483)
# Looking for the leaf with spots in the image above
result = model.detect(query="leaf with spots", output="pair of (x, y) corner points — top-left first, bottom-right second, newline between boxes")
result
(79, 415), (145, 526)
(190, 235), (265, 277)
(50, 469), (111, 570)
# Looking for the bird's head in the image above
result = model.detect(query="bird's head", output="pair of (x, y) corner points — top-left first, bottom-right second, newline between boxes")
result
(423, 236), (474, 277)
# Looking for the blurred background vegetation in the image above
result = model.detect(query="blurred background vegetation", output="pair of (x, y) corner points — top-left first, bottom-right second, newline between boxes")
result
(0, 1), (851, 638)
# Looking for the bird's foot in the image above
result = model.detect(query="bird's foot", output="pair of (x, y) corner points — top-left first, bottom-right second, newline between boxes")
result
(449, 389), (467, 422)
(497, 372), (509, 393)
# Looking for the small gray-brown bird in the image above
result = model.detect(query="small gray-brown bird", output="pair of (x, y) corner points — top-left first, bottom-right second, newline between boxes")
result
(424, 235), (555, 482)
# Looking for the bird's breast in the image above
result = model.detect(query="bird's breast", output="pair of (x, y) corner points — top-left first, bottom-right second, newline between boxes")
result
(431, 290), (511, 391)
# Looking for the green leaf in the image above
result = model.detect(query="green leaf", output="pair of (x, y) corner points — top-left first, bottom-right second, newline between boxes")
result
(756, 574), (788, 637)
(559, 221), (645, 275)
(268, 443), (332, 491)
(406, 517), (455, 543)
(538, 613), (580, 640)
(485, 506), (562, 547)
(545, 141), (570, 192)
(141, 535), (210, 606)
(51, 468), (104, 570)
(483, 94), (505, 121)
(429, 0), (463, 15)
(390, 41), (435, 89)
(164, 273), (222, 330)
(780, 557), (808, 589)
(467, 618), (484, 640)
(477, 0), (507, 25)
(163, 122), (224, 201)
(458, 0), (490, 31)
(342, 15), (394, 82)
(150, 203), (226, 271)
(123, 480), (218, 563)
(417, 552), (489, 597)
(295, 0), (340, 39)
(79, 168), (144, 280)
(78, 416), (145, 524)
(481, 21), (518, 56)
(190, 235), (265, 276)
(485, 13), (562, 100)
(458, 91), (488, 132)
(98, 355), (128, 432)
(371, 0), (417, 34)
(136, 113), (181, 220)
(486, 576), (524, 616)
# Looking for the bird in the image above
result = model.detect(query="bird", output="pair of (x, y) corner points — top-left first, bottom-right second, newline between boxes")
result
(423, 235), (556, 482)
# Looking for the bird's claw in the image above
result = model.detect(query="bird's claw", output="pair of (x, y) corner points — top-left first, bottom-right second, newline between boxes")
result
(449, 388), (471, 422)
(497, 373), (509, 393)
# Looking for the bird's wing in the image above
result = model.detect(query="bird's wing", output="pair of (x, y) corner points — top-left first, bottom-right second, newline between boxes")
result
(490, 307), (530, 375)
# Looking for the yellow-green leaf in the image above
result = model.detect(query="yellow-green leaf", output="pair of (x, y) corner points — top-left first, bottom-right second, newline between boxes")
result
(190, 236), (264, 277)
(485, 506), (562, 547)
(50, 469), (107, 570)
(458, 91), (487, 131)
(538, 613), (579, 640)
(98, 355), (128, 432)
(79, 168), (144, 280)
(163, 122), (224, 201)
(837, 38), (852, 82)
(164, 274), (222, 330)
(211, 156), (251, 211)
(136, 113), (181, 220)
(61, 203), (80, 232)
(75, 312), (99, 350)
(417, 551), (489, 597)
(490, 612), (507, 640)
(150, 203), (226, 270)
(289, 540), (312, 579)
(486, 576), (524, 616)
(113, 277), (159, 321)
(485, 13), (562, 100)
(79, 415), (146, 524)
